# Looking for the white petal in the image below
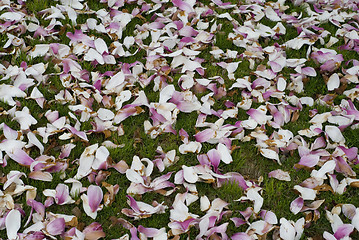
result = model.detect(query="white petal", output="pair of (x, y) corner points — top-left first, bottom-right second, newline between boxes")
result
(29, 44), (49, 58)
(200, 195), (211, 211)
(247, 188), (263, 213)
(126, 169), (144, 184)
(280, 218), (295, 240)
(293, 185), (317, 200)
(6, 209), (21, 239)
(94, 38), (108, 55)
(97, 108), (114, 121)
(325, 125), (345, 143)
(182, 165), (198, 183)
(217, 143), (232, 164)
(327, 73), (340, 91)
(260, 148), (280, 163)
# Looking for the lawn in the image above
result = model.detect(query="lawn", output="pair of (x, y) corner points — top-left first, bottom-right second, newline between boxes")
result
(1, 0), (359, 239)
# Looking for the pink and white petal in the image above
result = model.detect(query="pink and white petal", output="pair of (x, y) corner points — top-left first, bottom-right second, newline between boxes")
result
(230, 218), (247, 227)
(290, 197), (304, 214)
(81, 194), (97, 219)
(172, 0), (193, 12)
(55, 184), (70, 205)
(334, 224), (354, 239)
(87, 185), (103, 212)
(8, 149), (35, 166)
(194, 129), (215, 143)
(137, 225), (162, 238)
(301, 67), (317, 77)
(83, 222), (106, 240)
(3, 124), (18, 140)
(6, 209), (21, 240)
(260, 210), (277, 224)
(342, 204), (356, 220)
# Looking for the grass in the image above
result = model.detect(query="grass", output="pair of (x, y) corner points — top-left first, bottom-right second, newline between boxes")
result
(1, 0), (359, 239)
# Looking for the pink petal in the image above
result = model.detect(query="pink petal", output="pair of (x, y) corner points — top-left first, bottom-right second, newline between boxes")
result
(172, 0), (193, 12)
(27, 199), (45, 218)
(298, 154), (319, 168)
(55, 184), (70, 205)
(195, 129), (215, 142)
(8, 149), (35, 166)
(88, 185), (103, 212)
(207, 149), (220, 170)
(138, 225), (160, 237)
(230, 217), (246, 227)
(231, 232), (252, 240)
(301, 67), (317, 76)
(46, 218), (65, 236)
(334, 224), (354, 239)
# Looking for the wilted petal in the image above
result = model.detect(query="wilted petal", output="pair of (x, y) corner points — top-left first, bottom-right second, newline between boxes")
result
(268, 169), (291, 181)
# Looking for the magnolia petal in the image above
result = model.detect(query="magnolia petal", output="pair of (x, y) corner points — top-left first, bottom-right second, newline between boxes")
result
(247, 188), (263, 213)
(268, 169), (291, 181)
(325, 125), (345, 143)
(6, 209), (21, 240)
(28, 171), (53, 182)
(182, 165), (198, 183)
(260, 148), (280, 163)
(352, 208), (359, 231)
(94, 38), (108, 55)
(88, 185), (103, 212)
(46, 218), (65, 236)
(280, 218), (295, 240)
(327, 73), (340, 91)
(200, 195), (211, 212)
(298, 155), (319, 168)
(97, 108), (114, 121)
(293, 185), (317, 200)
(217, 143), (232, 164)
(290, 197), (304, 214)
